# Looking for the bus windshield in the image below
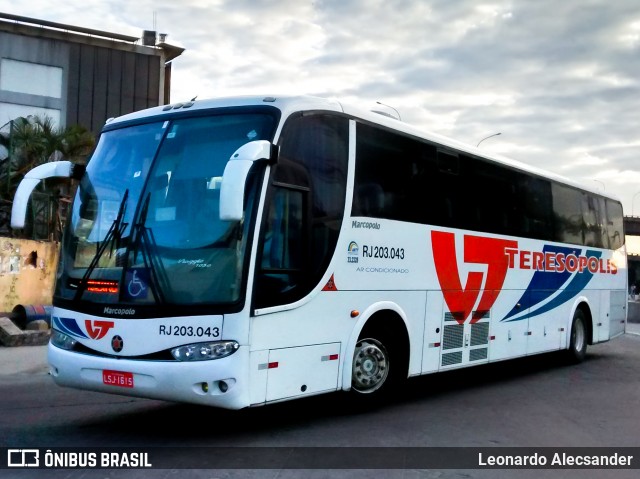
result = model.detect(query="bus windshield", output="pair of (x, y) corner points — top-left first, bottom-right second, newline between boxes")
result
(55, 110), (277, 312)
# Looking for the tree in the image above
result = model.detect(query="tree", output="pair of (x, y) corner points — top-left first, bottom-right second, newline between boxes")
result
(0, 115), (95, 238)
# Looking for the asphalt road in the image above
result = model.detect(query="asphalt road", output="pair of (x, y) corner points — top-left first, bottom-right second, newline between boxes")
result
(1, 330), (639, 479)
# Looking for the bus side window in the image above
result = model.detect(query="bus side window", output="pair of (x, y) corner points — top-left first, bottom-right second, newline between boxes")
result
(256, 186), (306, 303)
(255, 113), (348, 309)
(596, 196), (609, 249)
(582, 194), (604, 248)
(605, 199), (624, 250)
(466, 155), (517, 236)
(552, 183), (583, 245)
(518, 176), (553, 241)
(353, 122), (428, 223)
(356, 183), (385, 217)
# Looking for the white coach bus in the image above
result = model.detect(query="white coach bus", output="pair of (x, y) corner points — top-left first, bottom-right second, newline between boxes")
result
(11, 95), (627, 409)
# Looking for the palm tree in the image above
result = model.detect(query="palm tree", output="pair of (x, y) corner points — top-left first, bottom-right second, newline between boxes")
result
(0, 115), (95, 238)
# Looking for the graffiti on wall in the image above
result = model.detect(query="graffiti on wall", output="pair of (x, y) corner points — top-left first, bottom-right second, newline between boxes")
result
(0, 238), (58, 312)
(0, 242), (21, 275)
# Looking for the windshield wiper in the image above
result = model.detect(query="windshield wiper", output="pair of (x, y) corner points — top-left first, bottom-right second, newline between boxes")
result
(74, 190), (129, 301)
(126, 193), (170, 303)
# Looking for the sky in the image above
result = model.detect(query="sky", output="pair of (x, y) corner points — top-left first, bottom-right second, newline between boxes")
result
(1, 0), (639, 215)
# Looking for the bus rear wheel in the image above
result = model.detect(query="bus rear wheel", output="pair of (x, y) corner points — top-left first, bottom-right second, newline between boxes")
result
(567, 308), (588, 363)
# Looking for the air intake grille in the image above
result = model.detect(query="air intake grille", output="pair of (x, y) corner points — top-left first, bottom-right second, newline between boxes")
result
(471, 322), (489, 346)
(469, 348), (488, 362)
(441, 351), (462, 367)
(444, 312), (460, 322)
(443, 324), (464, 350)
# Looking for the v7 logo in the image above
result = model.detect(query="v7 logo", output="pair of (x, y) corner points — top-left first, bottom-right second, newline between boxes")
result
(85, 320), (115, 339)
(432, 231), (517, 324)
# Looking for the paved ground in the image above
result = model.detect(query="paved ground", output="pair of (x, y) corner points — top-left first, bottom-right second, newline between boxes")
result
(0, 342), (48, 376)
(1, 326), (639, 479)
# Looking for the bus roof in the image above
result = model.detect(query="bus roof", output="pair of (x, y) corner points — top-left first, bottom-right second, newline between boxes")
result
(105, 94), (621, 203)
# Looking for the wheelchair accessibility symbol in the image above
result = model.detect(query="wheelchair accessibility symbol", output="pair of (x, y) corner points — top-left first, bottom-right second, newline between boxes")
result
(128, 270), (146, 297)
(124, 269), (149, 300)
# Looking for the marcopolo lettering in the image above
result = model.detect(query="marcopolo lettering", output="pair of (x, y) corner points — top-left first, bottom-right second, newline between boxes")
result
(103, 307), (136, 316)
(352, 220), (381, 230)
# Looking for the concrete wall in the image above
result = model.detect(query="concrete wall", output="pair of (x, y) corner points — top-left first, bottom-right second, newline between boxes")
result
(0, 237), (58, 312)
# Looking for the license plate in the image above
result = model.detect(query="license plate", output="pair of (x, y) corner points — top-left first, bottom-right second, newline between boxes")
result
(102, 370), (134, 388)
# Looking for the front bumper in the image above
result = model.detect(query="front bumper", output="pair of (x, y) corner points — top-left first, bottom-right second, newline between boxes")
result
(48, 343), (251, 409)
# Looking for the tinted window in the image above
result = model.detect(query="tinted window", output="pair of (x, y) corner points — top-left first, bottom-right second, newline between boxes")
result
(582, 194), (605, 248)
(353, 123), (522, 234)
(465, 156), (518, 236)
(257, 186), (306, 302)
(351, 121), (622, 250)
(255, 114), (349, 308)
(552, 184), (583, 245)
(606, 199), (624, 249)
(517, 176), (553, 240)
(352, 123), (421, 221)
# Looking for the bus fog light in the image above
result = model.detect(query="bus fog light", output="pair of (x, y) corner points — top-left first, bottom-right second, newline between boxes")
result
(214, 378), (236, 393)
(171, 341), (239, 361)
(51, 330), (78, 351)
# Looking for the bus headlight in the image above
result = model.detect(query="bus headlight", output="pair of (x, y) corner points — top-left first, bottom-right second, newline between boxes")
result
(171, 341), (239, 361)
(51, 330), (78, 351)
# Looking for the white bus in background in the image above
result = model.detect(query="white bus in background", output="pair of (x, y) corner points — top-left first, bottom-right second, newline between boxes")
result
(12, 95), (627, 409)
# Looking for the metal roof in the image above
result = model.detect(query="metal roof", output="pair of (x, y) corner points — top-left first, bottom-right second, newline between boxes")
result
(0, 12), (139, 43)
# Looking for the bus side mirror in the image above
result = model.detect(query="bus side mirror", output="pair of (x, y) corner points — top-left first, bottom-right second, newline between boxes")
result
(220, 140), (276, 222)
(11, 160), (85, 229)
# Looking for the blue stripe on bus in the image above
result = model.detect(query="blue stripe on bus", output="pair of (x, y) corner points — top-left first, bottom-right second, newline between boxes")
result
(53, 316), (88, 338)
(503, 249), (601, 323)
(502, 245), (577, 321)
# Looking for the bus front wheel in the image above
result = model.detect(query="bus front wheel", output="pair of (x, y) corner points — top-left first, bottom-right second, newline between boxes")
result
(567, 308), (588, 363)
(352, 338), (390, 395)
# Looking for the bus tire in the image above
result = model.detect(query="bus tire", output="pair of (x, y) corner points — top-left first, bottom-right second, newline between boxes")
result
(351, 337), (391, 396)
(567, 308), (587, 363)
(350, 321), (408, 404)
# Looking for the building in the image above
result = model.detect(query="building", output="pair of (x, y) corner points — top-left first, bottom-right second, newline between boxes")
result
(0, 12), (184, 136)
(0, 14), (185, 317)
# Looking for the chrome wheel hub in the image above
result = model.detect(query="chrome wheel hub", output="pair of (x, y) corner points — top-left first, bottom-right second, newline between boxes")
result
(352, 339), (389, 393)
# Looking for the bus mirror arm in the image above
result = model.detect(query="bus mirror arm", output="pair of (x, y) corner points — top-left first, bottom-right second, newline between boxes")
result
(11, 160), (81, 229)
(70, 163), (86, 180)
(220, 140), (277, 222)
